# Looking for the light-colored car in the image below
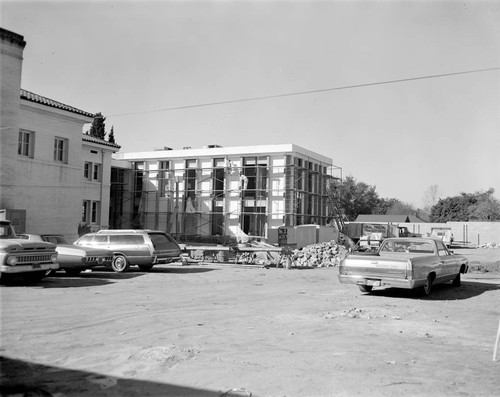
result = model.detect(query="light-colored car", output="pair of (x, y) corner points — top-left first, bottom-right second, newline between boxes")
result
(429, 227), (454, 247)
(1, 221), (58, 283)
(339, 237), (469, 296)
(18, 234), (113, 276)
(74, 229), (181, 273)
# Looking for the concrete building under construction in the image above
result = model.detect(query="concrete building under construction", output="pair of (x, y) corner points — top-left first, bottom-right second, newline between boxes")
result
(111, 144), (341, 243)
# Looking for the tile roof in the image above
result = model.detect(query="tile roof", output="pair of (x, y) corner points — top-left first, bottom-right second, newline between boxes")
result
(20, 89), (95, 118)
(82, 134), (121, 149)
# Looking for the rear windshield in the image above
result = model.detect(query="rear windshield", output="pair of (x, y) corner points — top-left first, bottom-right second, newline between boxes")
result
(380, 240), (435, 254)
(148, 233), (177, 250)
(109, 235), (144, 244)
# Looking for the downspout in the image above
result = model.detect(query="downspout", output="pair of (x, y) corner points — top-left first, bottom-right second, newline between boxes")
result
(100, 148), (104, 229)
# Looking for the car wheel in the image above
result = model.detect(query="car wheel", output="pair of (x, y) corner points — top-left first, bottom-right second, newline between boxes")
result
(358, 285), (373, 293)
(65, 268), (82, 276)
(422, 275), (433, 296)
(23, 271), (47, 284)
(452, 272), (461, 287)
(138, 265), (153, 272)
(111, 255), (130, 273)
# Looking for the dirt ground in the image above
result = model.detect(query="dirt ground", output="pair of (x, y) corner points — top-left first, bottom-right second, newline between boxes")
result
(1, 247), (499, 397)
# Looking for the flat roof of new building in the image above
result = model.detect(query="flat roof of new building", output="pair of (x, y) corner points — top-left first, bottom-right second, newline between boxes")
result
(113, 143), (333, 165)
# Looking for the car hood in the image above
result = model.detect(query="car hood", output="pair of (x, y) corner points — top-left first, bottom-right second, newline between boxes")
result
(0, 239), (56, 251)
(56, 244), (113, 256)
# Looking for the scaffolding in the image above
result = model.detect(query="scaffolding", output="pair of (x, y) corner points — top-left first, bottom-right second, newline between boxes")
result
(110, 156), (342, 244)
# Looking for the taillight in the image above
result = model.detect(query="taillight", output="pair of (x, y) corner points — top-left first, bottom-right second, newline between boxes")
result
(407, 259), (413, 279)
(339, 259), (345, 274)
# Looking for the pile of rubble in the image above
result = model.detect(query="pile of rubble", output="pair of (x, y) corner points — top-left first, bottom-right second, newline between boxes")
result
(479, 242), (500, 249)
(291, 240), (349, 268)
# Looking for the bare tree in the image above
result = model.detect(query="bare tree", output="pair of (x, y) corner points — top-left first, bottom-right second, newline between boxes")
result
(423, 185), (439, 210)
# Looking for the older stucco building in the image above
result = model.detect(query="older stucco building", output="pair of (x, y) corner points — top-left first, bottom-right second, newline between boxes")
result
(0, 28), (119, 240)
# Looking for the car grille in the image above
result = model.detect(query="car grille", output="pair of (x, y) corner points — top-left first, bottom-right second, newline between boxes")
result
(86, 256), (113, 264)
(15, 253), (54, 264)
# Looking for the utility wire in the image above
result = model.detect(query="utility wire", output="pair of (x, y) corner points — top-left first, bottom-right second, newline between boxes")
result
(108, 67), (500, 117)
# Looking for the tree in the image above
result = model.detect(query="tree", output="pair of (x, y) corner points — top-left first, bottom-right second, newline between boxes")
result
(88, 112), (106, 140)
(331, 175), (381, 221)
(469, 189), (500, 221)
(108, 125), (116, 144)
(385, 200), (416, 215)
(423, 185), (439, 210)
(430, 188), (500, 222)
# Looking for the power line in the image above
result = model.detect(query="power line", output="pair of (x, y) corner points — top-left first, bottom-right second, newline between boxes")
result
(108, 67), (500, 117)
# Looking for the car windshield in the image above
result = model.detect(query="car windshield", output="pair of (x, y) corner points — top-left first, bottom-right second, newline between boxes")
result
(0, 224), (16, 238)
(43, 235), (70, 244)
(76, 235), (95, 244)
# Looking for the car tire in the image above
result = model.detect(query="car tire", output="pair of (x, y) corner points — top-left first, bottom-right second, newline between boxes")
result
(358, 285), (373, 293)
(422, 275), (433, 296)
(452, 272), (461, 287)
(138, 265), (153, 272)
(65, 268), (82, 276)
(111, 254), (130, 273)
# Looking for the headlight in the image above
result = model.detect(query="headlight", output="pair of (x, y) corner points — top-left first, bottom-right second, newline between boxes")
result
(51, 254), (58, 263)
(6, 256), (18, 266)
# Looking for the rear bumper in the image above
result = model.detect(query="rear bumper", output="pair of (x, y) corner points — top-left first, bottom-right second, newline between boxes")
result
(1, 263), (59, 274)
(153, 256), (181, 264)
(338, 274), (420, 290)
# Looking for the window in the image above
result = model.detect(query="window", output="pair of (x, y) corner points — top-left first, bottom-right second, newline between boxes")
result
(18, 130), (34, 158)
(212, 158), (225, 198)
(242, 156), (268, 198)
(82, 200), (100, 224)
(91, 201), (100, 223)
(93, 164), (101, 181)
(158, 161), (170, 196)
(54, 137), (68, 163)
(109, 235), (144, 244)
(84, 162), (92, 180)
(82, 200), (90, 222)
(185, 159), (197, 201)
(84, 162), (101, 181)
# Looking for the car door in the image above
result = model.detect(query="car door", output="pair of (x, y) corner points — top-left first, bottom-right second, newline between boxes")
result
(435, 240), (459, 278)
(109, 234), (147, 263)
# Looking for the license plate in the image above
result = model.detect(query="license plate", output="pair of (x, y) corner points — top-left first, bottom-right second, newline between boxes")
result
(32, 264), (41, 269)
(367, 280), (381, 286)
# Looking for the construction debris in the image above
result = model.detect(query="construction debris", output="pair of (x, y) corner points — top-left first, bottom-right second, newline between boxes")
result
(291, 240), (349, 268)
(479, 242), (500, 249)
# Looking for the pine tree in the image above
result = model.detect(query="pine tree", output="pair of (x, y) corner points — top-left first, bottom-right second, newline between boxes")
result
(89, 112), (106, 140)
(108, 125), (116, 144)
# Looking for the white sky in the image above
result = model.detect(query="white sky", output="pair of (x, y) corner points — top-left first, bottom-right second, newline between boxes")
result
(2, 0), (500, 208)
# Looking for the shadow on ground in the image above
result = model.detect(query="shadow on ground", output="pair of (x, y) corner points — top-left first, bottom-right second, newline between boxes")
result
(0, 272), (143, 288)
(0, 355), (238, 397)
(366, 279), (499, 301)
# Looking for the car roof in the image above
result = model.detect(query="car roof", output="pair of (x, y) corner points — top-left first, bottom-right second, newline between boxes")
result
(383, 237), (441, 243)
(95, 229), (165, 234)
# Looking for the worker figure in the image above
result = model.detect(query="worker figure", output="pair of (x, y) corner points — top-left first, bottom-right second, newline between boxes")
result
(239, 171), (248, 190)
